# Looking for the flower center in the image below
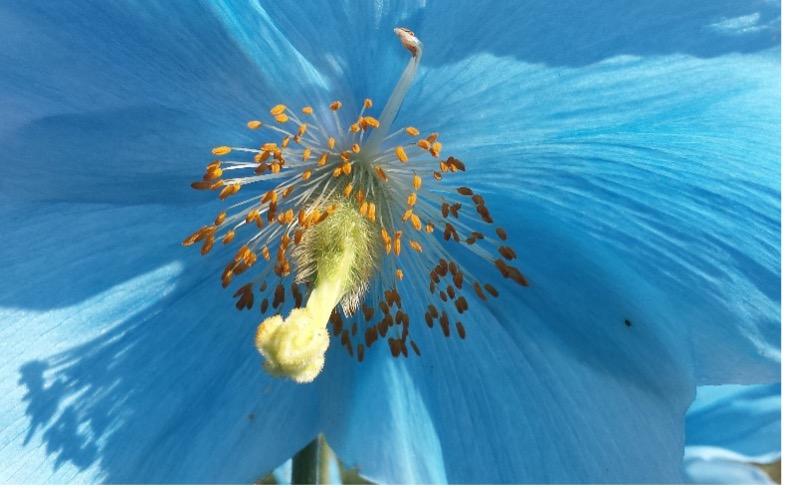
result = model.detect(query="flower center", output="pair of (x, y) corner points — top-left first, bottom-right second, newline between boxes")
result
(184, 28), (528, 383)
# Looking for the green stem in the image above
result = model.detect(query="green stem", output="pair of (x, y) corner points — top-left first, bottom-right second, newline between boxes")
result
(292, 435), (329, 484)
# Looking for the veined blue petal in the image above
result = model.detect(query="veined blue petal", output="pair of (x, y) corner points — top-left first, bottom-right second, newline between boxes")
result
(404, 48), (780, 385)
(0, 203), (320, 482)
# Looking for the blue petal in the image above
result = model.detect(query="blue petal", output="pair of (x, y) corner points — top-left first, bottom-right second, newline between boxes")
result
(0, 202), (321, 482)
(404, 49), (780, 385)
(685, 384), (780, 474)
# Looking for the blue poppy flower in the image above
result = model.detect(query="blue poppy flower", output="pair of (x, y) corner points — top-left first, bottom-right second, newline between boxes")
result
(0, 0), (779, 483)
(684, 383), (780, 484)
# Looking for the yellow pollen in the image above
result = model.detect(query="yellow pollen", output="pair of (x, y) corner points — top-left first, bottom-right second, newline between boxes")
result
(302, 169), (312, 181)
(375, 166), (388, 182)
(405, 127), (420, 136)
(350, 123), (361, 133)
(271, 163), (281, 173)
(332, 167), (342, 178)
(425, 223), (434, 233)
(341, 161), (352, 175)
(274, 113), (289, 124)
(327, 137), (336, 150)
(363, 98), (373, 109)
(363, 116), (380, 128)
(410, 214), (422, 231)
(407, 192), (417, 207)
(409, 240), (423, 252)
(301, 106), (314, 115)
(317, 153), (329, 166)
(343, 184), (353, 197)
(297, 123), (308, 136)
(412, 174), (422, 190)
(368, 202), (377, 222)
(302, 148), (312, 161)
(380, 228), (390, 243)
(262, 143), (278, 151)
(270, 104), (287, 116)
(402, 208), (413, 222)
(329, 101), (342, 111)
(212, 146), (231, 156)
(430, 141), (443, 157)
(395, 146), (409, 163)
(359, 201), (369, 217)
(396, 269), (404, 280)
(247, 120), (262, 130)
(351, 144), (361, 154)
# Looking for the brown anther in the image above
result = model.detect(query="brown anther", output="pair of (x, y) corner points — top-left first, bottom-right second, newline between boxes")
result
(363, 304), (374, 322)
(456, 321), (466, 339)
(499, 246), (517, 261)
(351, 322), (358, 336)
(457, 186), (473, 196)
(447, 285), (456, 299)
(273, 283), (285, 308)
(425, 312), (434, 328)
(496, 228), (508, 240)
(439, 311), (450, 337)
(410, 340), (421, 356)
(433, 171), (442, 181)
(471, 194), (485, 205)
(190, 181), (212, 190)
(233, 284), (254, 311)
(357, 344), (365, 363)
(449, 203), (461, 218)
(439, 291), (448, 302)
(426, 133), (439, 143)
(389, 338), (401, 358)
(260, 298), (269, 313)
(446, 156), (466, 171)
(441, 203), (450, 218)
(261, 246), (271, 261)
(455, 296), (468, 314)
(329, 101), (342, 111)
(473, 282), (487, 300)
(484, 283), (499, 297)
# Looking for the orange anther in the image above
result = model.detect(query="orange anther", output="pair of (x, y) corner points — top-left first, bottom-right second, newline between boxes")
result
(405, 127), (420, 137)
(329, 101), (342, 111)
(222, 230), (236, 244)
(407, 192), (417, 207)
(341, 161), (352, 175)
(363, 116), (380, 128)
(395, 146), (408, 163)
(247, 120), (262, 130)
(274, 113), (289, 123)
(417, 139), (431, 150)
(302, 169), (312, 181)
(351, 143), (361, 153)
(327, 137), (336, 150)
(212, 146), (231, 156)
(412, 174), (422, 190)
(270, 104), (287, 116)
(396, 269), (404, 281)
(363, 98), (373, 109)
(343, 184), (353, 198)
(317, 153), (328, 166)
(302, 148), (312, 161)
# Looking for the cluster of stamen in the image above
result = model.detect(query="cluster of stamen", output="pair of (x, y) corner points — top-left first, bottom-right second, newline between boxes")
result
(183, 28), (528, 382)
